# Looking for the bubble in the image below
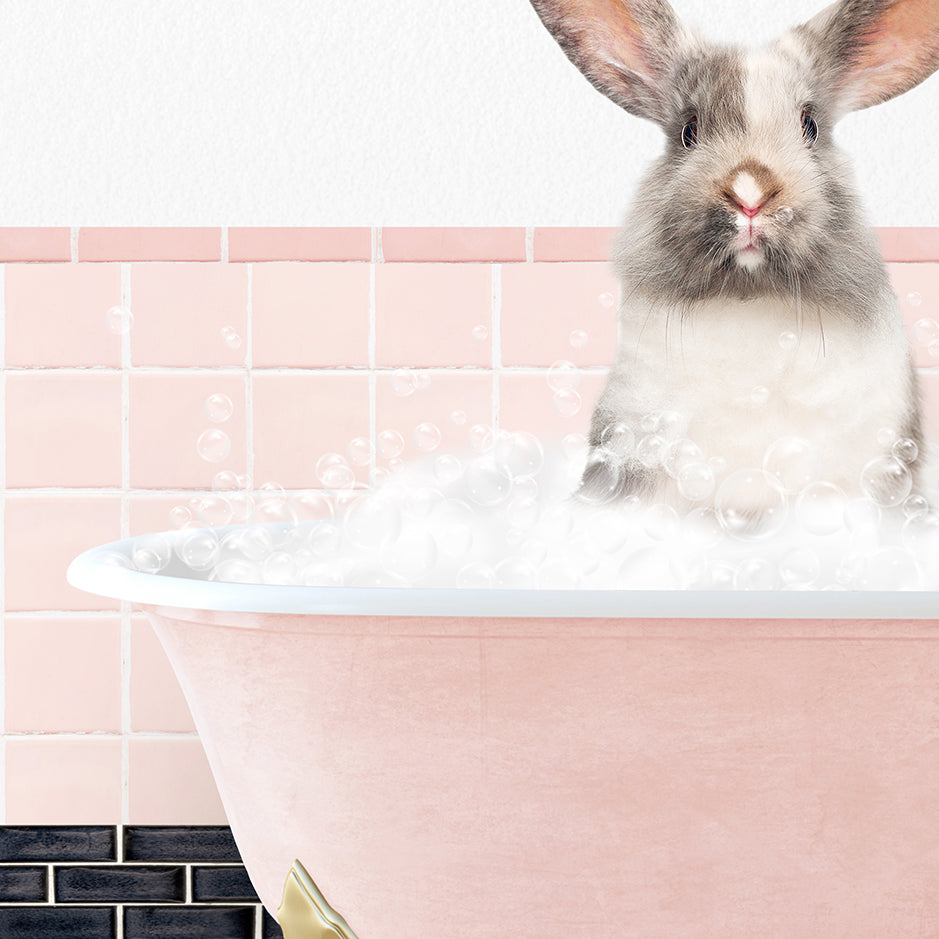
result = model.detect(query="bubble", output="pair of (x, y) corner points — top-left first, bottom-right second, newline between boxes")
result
(211, 559), (261, 585)
(169, 505), (192, 529)
(750, 385), (770, 406)
(911, 318), (939, 346)
(843, 497), (881, 536)
(204, 393), (233, 423)
(562, 433), (588, 461)
(618, 547), (682, 588)
(763, 436), (819, 493)
(902, 511), (939, 553)
(468, 424), (494, 453)
(292, 490), (335, 521)
(569, 329), (588, 348)
(344, 496), (402, 549)
(599, 422), (635, 459)
(315, 452), (355, 489)
(664, 438), (704, 478)
(377, 429), (406, 459)
(677, 461), (715, 502)
(433, 500), (474, 557)
(930, 340), (939, 359)
(414, 372), (432, 391)
(774, 205), (794, 224)
(457, 562), (496, 588)
(413, 422), (442, 452)
(903, 494), (930, 521)
(449, 410), (467, 426)
(547, 360), (580, 392)
(598, 291), (616, 309)
(494, 431), (544, 480)
(907, 292), (923, 308)
(657, 411), (687, 441)
(796, 481), (847, 536)
(859, 455), (912, 507)
(506, 495), (540, 530)
(193, 494), (233, 528)
(778, 330), (798, 352)
(380, 530), (437, 582)
(779, 547), (821, 587)
(643, 503), (679, 541)
(734, 557), (779, 590)
(472, 324), (489, 341)
(540, 502), (575, 539)
(300, 563), (344, 587)
(683, 506), (723, 549)
(105, 305), (133, 335)
(494, 557), (538, 588)
(307, 521), (341, 559)
(636, 434), (667, 469)
(220, 325), (242, 349)
(434, 454), (463, 486)
(176, 529), (221, 571)
(861, 546), (921, 590)
(132, 534), (172, 573)
(715, 469), (788, 539)
(404, 487), (440, 518)
(197, 429), (231, 463)
(347, 437), (374, 467)
(537, 560), (581, 589)
(640, 413), (659, 434)
(552, 389), (582, 417)
(575, 449), (622, 505)
(892, 437), (918, 465)
(390, 368), (420, 397)
(465, 456), (513, 506)
(212, 470), (242, 491)
(876, 427), (897, 448)
(263, 551), (297, 586)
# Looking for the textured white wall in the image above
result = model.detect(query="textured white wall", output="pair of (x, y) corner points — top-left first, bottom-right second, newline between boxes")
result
(0, 0), (935, 225)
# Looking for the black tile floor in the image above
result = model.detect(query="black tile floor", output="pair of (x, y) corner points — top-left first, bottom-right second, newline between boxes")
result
(0, 826), (283, 938)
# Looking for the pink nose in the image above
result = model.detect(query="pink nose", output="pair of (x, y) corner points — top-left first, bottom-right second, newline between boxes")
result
(738, 201), (762, 218)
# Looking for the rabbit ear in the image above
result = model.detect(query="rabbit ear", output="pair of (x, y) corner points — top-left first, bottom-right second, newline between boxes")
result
(529, 0), (691, 125)
(799, 0), (939, 112)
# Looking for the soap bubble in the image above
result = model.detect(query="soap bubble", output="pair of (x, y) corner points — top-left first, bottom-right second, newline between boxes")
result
(763, 436), (819, 493)
(105, 305), (133, 335)
(493, 557), (538, 588)
(493, 431), (544, 480)
(506, 495), (540, 530)
(380, 530), (437, 582)
(306, 521), (341, 559)
(859, 456), (912, 507)
(315, 453), (355, 489)
(843, 497), (881, 536)
(569, 329), (588, 348)
(677, 461), (715, 502)
(778, 330), (798, 352)
(344, 496), (402, 549)
(636, 434), (667, 469)
(220, 325), (242, 349)
(930, 341), (939, 359)
(263, 551), (297, 586)
(750, 385), (770, 406)
(176, 529), (221, 571)
(774, 205), (794, 224)
(377, 429), (406, 459)
(876, 427), (897, 448)
(902, 494), (930, 521)
(892, 437), (918, 465)
(390, 368), (419, 397)
(795, 481), (847, 536)
(552, 389), (582, 417)
(404, 487), (440, 518)
(468, 424), (494, 453)
(715, 469), (788, 539)
(300, 563), (344, 587)
(618, 546), (681, 588)
(413, 422), (442, 452)
(734, 557), (779, 590)
(537, 560), (581, 589)
(547, 360), (580, 392)
(598, 291), (616, 308)
(212, 470), (242, 491)
(457, 562), (496, 588)
(664, 438), (704, 478)
(449, 410), (467, 426)
(347, 437), (374, 467)
(132, 534), (172, 573)
(575, 449), (622, 505)
(599, 422), (635, 459)
(292, 490), (335, 521)
(211, 559), (261, 585)
(779, 547), (821, 587)
(193, 494), (233, 528)
(433, 500), (474, 557)
(168, 505), (192, 529)
(197, 429), (231, 463)
(204, 393), (233, 423)
(911, 318), (939, 346)
(861, 546), (921, 590)
(906, 292), (923, 308)
(472, 324), (489, 341)
(465, 456), (513, 506)
(433, 454), (463, 486)
(643, 503), (679, 541)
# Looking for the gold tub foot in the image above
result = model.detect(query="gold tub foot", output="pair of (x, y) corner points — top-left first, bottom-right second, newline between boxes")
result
(277, 860), (360, 939)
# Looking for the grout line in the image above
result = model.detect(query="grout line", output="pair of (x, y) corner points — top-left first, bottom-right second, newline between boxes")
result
(185, 863), (193, 903)
(525, 227), (534, 263)
(255, 903), (264, 939)
(245, 265), (254, 491)
(491, 264), (501, 434)
(374, 226), (384, 264)
(70, 228), (79, 263)
(221, 228), (229, 264)
(47, 863), (54, 903)
(116, 903), (124, 939)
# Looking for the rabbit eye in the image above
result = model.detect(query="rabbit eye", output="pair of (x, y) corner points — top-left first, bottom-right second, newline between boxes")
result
(801, 108), (818, 146)
(681, 115), (698, 149)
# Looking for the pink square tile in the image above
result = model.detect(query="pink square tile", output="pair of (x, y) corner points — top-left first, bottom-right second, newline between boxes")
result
(375, 264), (492, 367)
(131, 615), (196, 733)
(129, 372), (246, 489)
(252, 263), (370, 366)
(533, 227), (619, 262)
(499, 370), (609, 441)
(918, 370), (939, 446)
(501, 262), (619, 366)
(376, 370), (493, 465)
(5, 615), (121, 732)
(128, 737), (227, 824)
(228, 227), (371, 261)
(79, 228), (221, 261)
(0, 228), (71, 261)
(252, 373), (370, 489)
(5, 263), (122, 367)
(130, 263), (248, 366)
(877, 228), (939, 263)
(129, 493), (200, 536)
(6, 372), (122, 488)
(381, 228), (526, 262)
(889, 263), (939, 368)
(5, 737), (123, 823)
(5, 495), (121, 611)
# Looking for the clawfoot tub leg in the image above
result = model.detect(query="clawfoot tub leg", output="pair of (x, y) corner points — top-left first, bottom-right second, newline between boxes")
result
(277, 860), (360, 939)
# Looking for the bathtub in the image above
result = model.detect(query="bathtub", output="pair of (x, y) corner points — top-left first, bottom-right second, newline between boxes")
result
(68, 525), (939, 938)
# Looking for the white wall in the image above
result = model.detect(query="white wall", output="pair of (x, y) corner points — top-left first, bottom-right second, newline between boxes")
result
(0, 0), (935, 225)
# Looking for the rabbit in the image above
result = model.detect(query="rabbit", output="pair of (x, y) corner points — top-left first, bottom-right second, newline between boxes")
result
(529, 0), (939, 517)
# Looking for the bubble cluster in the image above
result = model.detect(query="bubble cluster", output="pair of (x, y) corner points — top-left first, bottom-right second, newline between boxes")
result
(105, 306), (133, 336)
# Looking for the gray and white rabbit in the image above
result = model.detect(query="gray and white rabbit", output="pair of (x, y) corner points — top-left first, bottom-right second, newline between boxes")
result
(529, 0), (939, 513)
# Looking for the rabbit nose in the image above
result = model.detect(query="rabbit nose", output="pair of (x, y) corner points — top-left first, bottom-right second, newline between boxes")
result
(721, 163), (782, 218)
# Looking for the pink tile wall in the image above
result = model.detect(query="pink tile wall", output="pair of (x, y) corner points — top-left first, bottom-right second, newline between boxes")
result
(0, 226), (937, 827)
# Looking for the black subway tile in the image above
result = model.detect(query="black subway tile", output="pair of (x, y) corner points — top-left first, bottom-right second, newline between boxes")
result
(124, 905), (255, 939)
(123, 826), (240, 862)
(191, 865), (259, 902)
(55, 865), (186, 904)
(0, 906), (115, 938)
(0, 826), (116, 862)
(0, 865), (47, 902)
(262, 908), (286, 938)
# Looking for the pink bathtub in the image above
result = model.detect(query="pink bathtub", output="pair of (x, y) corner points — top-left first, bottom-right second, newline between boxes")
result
(69, 530), (939, 938)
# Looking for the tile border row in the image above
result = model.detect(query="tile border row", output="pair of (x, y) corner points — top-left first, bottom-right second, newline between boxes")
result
(0, 227), (935, 263)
